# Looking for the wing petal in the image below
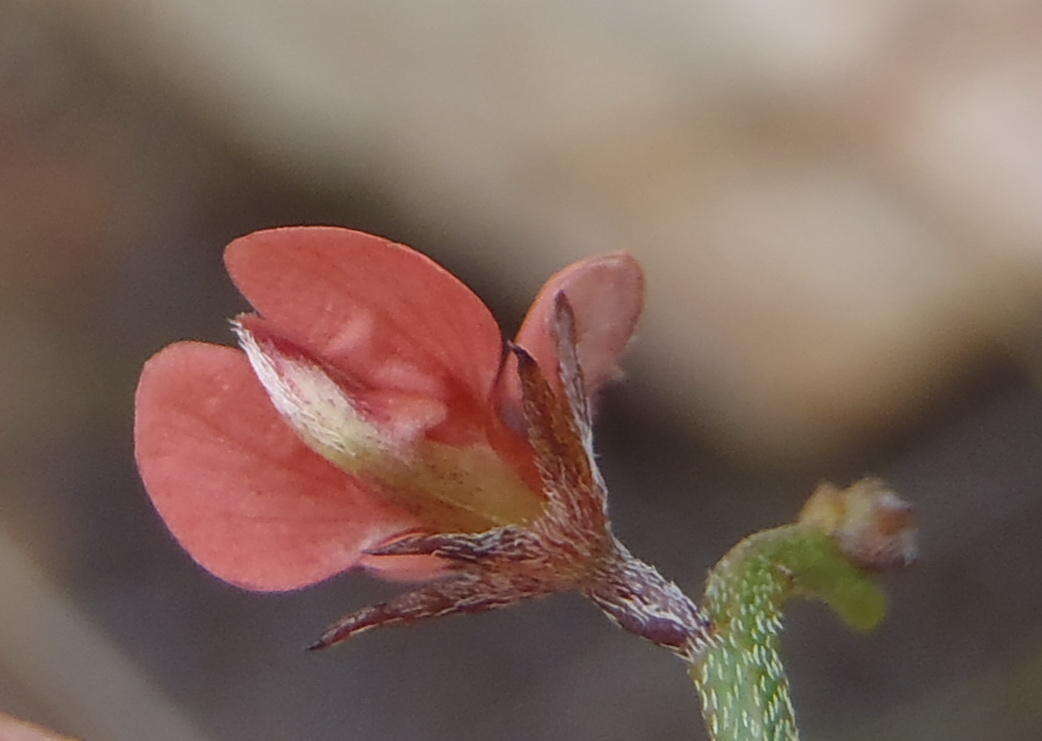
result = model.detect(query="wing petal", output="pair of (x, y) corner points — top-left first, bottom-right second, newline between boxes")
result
(499, 252), (643, 430)
(134, 341), (418, 591)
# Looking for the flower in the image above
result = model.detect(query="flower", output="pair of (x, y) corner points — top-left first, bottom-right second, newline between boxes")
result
(135, 227), (711, 657)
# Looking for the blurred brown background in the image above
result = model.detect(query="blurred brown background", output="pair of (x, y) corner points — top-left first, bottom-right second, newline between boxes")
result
(3, 1), (1042, 739)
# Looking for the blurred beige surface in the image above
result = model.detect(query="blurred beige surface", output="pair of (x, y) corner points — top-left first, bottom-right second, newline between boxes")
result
(0, 711), (76, 741)
(58, 0), (1042, 464)
(5, 2), (1042, 739)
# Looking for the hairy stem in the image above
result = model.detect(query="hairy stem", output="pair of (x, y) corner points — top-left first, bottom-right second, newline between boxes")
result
(690, 480), (916, 741)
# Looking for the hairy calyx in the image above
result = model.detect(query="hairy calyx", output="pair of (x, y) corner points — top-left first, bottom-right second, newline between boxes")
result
(307, 294), (713, 660)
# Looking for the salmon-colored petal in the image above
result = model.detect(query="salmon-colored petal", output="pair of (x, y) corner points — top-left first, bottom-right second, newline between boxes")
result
(134, 341), (418, 591)
(225, 227), (503, 445)
(233, 314), (542, 531)
(232, 314), (447, 466)
(498, 253), (644, 429)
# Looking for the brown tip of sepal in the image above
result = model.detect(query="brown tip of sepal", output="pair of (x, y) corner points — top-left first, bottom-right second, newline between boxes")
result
(505, 341), (536, 366)
(799, 478), (917, 571)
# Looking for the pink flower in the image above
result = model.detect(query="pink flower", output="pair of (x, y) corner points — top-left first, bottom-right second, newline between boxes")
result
(135, 227), (710, 657)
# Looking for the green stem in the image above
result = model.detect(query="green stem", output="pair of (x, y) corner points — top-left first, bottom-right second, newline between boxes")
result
(689, 480), (915, 741)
